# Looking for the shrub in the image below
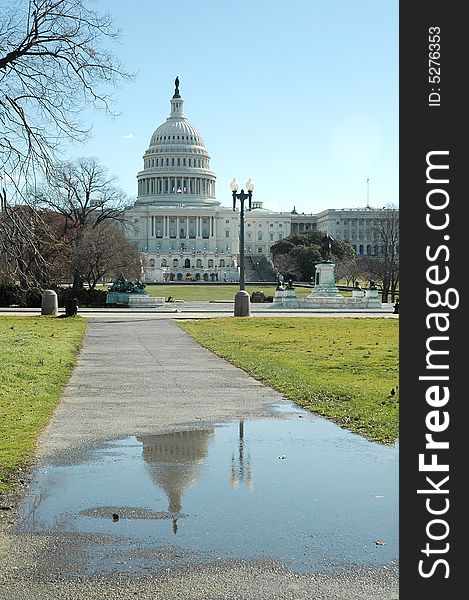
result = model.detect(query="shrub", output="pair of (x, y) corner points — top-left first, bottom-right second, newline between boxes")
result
(0, 282), (42, 307)
(57, 287), (107, 307)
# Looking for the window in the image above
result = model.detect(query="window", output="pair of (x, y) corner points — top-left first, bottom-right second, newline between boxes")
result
(208, 259), (214, 267)
(196, 259), (202, 268)
(219, 259), (225, 267)
(225, 219), (230, 223)
(269, 233), (274, 241)
(257, 232), (263, 241)
(149, 259), (155, 268)
(173, 259), (179, 268)
(225, 230), (230, 238)
(161, 259), (168, 267)
(184, 259), (191, 268)
(258, 247), (263, 253)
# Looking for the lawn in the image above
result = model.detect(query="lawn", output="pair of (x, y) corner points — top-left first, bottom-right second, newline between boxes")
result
(0, 316), (87, 493)
(177, 317), (399, 444)
(144, 283), (312, 302)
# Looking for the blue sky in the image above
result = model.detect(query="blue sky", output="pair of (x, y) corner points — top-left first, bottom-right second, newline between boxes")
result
(64, 0), (398, 214)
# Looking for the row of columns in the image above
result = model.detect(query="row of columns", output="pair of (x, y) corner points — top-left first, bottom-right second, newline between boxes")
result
(150, 215), (216, 238)
(138, 177), (215, 197)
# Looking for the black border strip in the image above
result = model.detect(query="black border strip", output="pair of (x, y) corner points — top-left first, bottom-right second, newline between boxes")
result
(400, 2), (464, 597)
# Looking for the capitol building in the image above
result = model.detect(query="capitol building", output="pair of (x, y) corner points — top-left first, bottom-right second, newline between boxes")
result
(124, 79), (394, 283)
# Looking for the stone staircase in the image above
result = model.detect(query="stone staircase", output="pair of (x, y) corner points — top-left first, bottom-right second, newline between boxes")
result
(245, 256), (277, 282)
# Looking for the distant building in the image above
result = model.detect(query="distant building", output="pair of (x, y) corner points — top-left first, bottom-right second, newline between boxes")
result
(124, 80), (397, 282)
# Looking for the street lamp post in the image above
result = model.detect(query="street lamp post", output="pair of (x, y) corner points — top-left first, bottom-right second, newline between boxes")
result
(231, 177), (254, 316)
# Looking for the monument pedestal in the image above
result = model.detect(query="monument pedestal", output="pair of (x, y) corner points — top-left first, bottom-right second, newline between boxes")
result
(365, 286), (382, 308)
(282, 287), (299, 308)
(271, 286), (285, 305)
(302, 261), (343, 307)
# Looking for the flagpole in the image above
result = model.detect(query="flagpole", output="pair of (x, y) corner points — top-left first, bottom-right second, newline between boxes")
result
(366, 177), (370, 208)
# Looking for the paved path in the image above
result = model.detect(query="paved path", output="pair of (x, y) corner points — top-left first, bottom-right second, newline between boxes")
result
(0, 300), (398, 319)
(0, 316), (399, 599)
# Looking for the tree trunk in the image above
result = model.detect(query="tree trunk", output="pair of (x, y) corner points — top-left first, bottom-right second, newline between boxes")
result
(72, 270), (84, 291)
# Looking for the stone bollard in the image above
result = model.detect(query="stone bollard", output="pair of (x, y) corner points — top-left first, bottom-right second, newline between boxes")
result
(234, 290), (251, 317)
(41, 289), (58, 316)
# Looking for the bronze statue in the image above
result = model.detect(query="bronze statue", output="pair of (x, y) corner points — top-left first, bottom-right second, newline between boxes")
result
(109, 272), (147, 294)
(276, 272), (284, 290)
(174, 76), (180, 98)
(320, 234), (334, 260)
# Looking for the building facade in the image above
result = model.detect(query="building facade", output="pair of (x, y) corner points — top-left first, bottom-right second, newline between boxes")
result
(124, 80), (397, 282)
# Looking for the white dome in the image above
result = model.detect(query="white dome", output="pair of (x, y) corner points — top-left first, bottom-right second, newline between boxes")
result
(149, 119), (205, 148)
(136, 78), (217, 207)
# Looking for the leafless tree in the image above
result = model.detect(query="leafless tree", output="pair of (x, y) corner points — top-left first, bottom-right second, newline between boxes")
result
(363, 207), (399, 302)
(0, 0), (133, 179)
(37, 156), (129, 228)
(0, 194), (69, 291)
(72, 222), (141, 289)
(33, 156), (130, 288)
(335, 256), (367, 288)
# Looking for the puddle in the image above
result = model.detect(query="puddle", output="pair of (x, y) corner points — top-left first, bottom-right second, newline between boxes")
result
(17, 410), (398, 574)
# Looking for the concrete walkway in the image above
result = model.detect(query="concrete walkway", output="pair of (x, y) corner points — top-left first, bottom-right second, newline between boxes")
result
(0, 299), (398, 319)
(34, 318), (286, 458)
(0, 316), (399, 599)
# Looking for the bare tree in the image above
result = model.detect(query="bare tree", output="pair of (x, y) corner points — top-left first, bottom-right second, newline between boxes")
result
(363, 208), (399, 302)
(0, 0), (133, 178)
(72, 222), (141, 289)
(0, 194), (69, 292)
(33, 156), (130, 289)
(37, 156), (129, 228)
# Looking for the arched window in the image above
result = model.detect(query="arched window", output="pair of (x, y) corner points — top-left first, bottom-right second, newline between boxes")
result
(359, 244), (364, 255)
(366, 244), (372, 255)
(184, 258), (191, 268)
(161, 259), (168, 267)
(208, 259), (214, 268)
(173, 259), (179, 268)
(177, 272), (183, 281)
(219, 259), (225, 267)
(196, 259), (202, 268)
(149, 259), (155, 268)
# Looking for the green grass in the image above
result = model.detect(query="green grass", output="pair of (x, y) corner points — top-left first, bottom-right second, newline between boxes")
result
(0, 316), (87, 493)
(144, 284), (312, 302)
(177, 317), (399, 444)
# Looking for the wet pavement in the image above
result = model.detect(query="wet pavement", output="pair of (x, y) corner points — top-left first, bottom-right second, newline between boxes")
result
(16, 405), (398, 576)
(0, 317), (399, 598)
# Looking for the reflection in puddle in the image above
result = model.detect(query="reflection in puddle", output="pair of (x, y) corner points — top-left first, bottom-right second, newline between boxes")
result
(18, 411), (398, 573)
